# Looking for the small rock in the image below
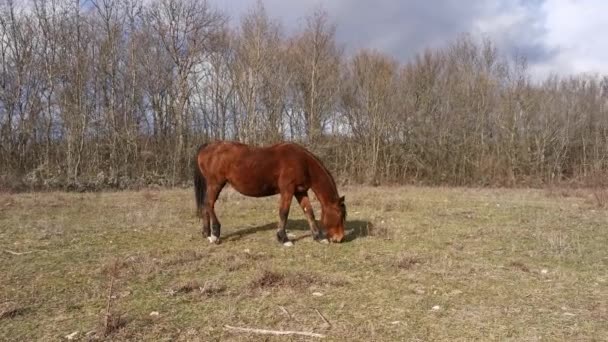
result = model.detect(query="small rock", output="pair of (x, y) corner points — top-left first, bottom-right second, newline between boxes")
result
(563, 312), (576, 316)
(65, 331), (79, 340)
(149, 311), (160, 316)
(390, 321), (401, 325)
(541, 269), (548, 274)
(414, 289), (425, 295)
(431, 305), (441, 311)
(312, 292), (324, 297)
(243, 249), (250, 253)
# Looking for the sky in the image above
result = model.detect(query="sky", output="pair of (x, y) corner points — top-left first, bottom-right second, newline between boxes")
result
(211, 0), (608, 81)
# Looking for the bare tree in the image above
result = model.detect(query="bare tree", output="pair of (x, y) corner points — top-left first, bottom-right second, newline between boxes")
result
(340, 50), (398, 183)
(145, 0), (225, 183)
(288, 7), (340, 142)
(229, 1), (290, 144)
(1, 2), (608, 190)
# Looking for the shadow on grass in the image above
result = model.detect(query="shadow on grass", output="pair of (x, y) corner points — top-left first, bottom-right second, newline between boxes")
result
(222, 219), (371, 243)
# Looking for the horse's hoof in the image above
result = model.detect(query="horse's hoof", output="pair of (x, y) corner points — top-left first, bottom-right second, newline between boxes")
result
(319, 239), (329, 244)
(283, 241), (294, 247)
(208, 235), (219, 244)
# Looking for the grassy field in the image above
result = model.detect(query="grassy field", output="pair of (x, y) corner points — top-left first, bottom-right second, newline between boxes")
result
(1, 186), (607, 341)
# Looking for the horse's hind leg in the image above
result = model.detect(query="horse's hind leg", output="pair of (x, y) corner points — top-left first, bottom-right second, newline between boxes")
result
(277, 191), (294, 246)
(295, 192), (324, 242)
(202, 208), (211, 238)
(205, 182), (225, 244)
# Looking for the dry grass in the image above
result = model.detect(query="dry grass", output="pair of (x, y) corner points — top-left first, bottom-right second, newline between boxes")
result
(1, 186), (607, 341)
(592, 189), (608, 208)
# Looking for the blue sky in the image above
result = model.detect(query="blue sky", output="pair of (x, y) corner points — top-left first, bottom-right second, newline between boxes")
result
(211, 0), (608, 80)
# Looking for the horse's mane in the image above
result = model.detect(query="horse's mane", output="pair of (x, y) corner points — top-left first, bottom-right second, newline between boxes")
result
(286, 143), (339, 201)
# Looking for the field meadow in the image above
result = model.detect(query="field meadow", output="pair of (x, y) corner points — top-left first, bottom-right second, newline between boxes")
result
(1, 186), (607, 341)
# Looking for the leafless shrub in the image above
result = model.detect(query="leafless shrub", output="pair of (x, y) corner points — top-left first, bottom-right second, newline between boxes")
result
(101, 259), (127, 337)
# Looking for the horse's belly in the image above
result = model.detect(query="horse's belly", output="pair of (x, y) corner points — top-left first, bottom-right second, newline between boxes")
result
(229, 179), (278, 197)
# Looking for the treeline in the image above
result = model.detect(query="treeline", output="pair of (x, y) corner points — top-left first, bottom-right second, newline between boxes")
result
(1, 0), (608, 191)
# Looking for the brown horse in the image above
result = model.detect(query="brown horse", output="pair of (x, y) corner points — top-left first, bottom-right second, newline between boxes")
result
(193, 141), (346, 246)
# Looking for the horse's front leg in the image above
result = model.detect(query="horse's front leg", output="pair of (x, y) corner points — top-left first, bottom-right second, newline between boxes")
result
(295, 192), (326, 242)
(277, 191), (294, 246)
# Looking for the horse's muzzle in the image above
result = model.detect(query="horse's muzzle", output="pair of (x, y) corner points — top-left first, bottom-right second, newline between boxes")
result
(329, 234), (344, 243)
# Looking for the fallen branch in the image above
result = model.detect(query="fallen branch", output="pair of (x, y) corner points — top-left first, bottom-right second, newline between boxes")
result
(223, 325), (326, 338)
(4, 250), (34, 255)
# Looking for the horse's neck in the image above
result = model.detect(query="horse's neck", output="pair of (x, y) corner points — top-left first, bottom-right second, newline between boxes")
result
(307, 158), (338, 208)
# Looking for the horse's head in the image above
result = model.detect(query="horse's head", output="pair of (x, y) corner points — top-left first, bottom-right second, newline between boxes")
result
(322, 195), (346, 243)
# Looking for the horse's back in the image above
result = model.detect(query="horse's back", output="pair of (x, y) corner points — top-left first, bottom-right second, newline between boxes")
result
(196, 141), (312, 195)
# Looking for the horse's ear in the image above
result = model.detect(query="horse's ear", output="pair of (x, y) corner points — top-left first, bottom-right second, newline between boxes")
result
(339, 195), (345, 204)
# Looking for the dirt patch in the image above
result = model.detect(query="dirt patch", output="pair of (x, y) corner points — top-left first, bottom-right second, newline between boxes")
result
(162, 250), (205, 267)
(365, 221), (393, 240)
(249, 270), (348, 291)
(167, 280), (227, 297)
(394, 254), (424, 270)
(509, 261), (531, 273)
(0, 304), (29, 320)
(171, 280), (202, 294)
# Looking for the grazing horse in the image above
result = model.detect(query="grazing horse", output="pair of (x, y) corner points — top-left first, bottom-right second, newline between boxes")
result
(193, 141), (346, 246)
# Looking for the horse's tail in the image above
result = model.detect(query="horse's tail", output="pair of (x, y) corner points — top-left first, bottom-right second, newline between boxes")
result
(193, 144), (208, 217)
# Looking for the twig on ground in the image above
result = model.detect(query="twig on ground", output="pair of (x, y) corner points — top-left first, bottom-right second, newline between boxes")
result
(314, 308), (331, 328)
(4, 250), (34, 255)
(278, 305), (291, 319)
(223, 325), (326, 338)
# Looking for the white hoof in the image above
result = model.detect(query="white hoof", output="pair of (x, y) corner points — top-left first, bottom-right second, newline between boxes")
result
(319, 239), (329, 244)
(283, 241), (294, 247)
(207, 235), (218, 243)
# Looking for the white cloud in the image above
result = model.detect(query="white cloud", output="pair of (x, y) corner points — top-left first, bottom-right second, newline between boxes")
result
(211, 0), (608, 79)
(531, 0), (608, 78)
